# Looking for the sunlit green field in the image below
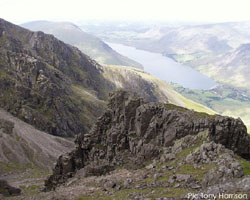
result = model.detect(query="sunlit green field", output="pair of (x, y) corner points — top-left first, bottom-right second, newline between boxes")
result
(171, 84), (250, 133)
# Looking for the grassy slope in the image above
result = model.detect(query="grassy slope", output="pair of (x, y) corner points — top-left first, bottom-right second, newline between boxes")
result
(171, 84), (250, 133)
(104, 65), (249, 132)
(103, 65), (215, 115)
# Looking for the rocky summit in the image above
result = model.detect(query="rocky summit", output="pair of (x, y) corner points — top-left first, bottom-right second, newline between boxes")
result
(44, 91), (250, 199)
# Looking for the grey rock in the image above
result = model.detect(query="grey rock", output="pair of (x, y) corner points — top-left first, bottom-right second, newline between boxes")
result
(123, 179), (133, 188)
(45, 91), (250, 190)
(202, 153), (244, 188)
(204, 177), (250, 194)
(104, 181), (116, 190)
(0, 119), (14, 135)
(146, 164), (156, 169)
(185, 142), (224, 165)
(153, 173), (162, 180)
(168, 176), (176, 184)
(175, 174), (193, 183)
(0, 179), (21, 196)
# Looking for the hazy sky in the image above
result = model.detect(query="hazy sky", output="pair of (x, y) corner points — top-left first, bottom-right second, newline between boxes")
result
(1, 0), (250, 24)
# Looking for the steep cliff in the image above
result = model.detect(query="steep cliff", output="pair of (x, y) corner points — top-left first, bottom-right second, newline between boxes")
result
(0, 18), (112, 137)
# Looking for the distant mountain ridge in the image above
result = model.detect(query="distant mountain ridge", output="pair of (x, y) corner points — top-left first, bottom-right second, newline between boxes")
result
(86, 21), (250, 128)
(188, 43), (250, 92)
(21, 21), (143, 69)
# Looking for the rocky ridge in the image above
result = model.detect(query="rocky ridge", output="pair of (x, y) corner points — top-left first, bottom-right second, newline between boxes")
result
(0, 18), (113, 137)
(45, 90), (250, 197)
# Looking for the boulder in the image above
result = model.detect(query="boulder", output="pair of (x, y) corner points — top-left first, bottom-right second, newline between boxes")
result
(202, 153), (244, 188)
(0, 179), (21, 196)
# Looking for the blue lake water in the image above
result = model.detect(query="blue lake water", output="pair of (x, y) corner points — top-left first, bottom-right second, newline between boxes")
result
(107, 42), (218, 90)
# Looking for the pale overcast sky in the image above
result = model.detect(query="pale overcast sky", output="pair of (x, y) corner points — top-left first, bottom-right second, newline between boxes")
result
(1, 0), (250, 24)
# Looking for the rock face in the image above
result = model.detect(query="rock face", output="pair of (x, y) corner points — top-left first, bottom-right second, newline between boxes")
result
(45, 90), (250, 190)
(0, 18), (112, 137)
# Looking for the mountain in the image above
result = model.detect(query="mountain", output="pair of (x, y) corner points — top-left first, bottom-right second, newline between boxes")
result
(85, 21), (250, 90)
(188, 43), (250, 94)
(88, 21), (250, 55)
(86, 21), (250, 128)
(1, 18), (216, 138)
(0, 108), (74, 198)
(135, 22), (250, 55)
(0, 18), (112, 137)
(21, 21), (143, 69)
(1, 19), (249, 199)
(0, 108), (74, 174)
(42, 91), (250, 199)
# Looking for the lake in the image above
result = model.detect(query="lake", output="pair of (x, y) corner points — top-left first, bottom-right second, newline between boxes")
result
(107, 42), (218, 90)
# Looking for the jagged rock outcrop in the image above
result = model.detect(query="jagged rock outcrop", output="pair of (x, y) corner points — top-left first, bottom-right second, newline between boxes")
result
(45, 91), (250, 190)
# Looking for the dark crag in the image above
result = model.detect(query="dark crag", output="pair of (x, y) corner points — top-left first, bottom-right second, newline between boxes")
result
(45, 90), (250, 191)
(0, 18), (112, 137)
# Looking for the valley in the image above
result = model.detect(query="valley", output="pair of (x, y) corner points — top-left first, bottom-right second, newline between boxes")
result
(1, 2), (250, 198)
(0, 19), (220, 199)
(82, 21), (250, 130)
(106, 42), (217, 90)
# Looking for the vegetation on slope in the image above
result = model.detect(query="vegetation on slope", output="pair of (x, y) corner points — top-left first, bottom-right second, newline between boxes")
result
(171, 83), (250, 132)
(23, 130), (250, 199)
(0, 18), (113, 137)
(102, 65), (215, 115)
